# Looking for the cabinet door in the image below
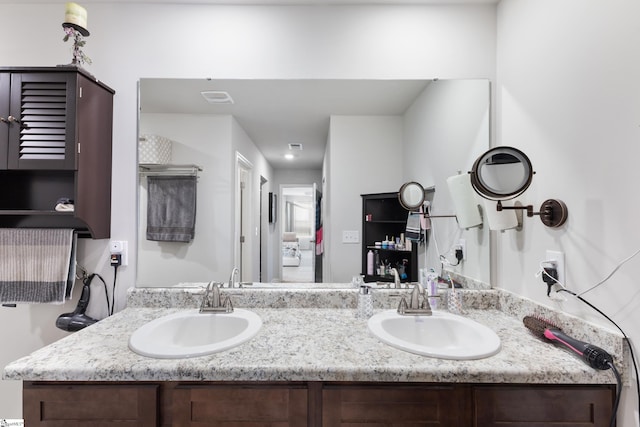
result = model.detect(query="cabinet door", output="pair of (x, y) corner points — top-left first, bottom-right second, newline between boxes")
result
(8, 72), (77, 170)
(74, 72), (113, 239)
(23, 383), (159, 426)
(473, 385), (614, 426)
(323, 384), (469, 427)
(173, 383), (309, 427)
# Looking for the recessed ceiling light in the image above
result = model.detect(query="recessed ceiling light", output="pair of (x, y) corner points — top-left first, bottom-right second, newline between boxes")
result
(201, 91), (234, 104)
(284, 153), (295, 160)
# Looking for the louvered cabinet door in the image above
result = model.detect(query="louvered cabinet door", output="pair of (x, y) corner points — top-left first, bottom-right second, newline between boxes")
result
(7, 72), (77, 170)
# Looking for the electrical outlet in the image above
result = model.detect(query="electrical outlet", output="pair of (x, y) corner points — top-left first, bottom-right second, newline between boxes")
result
(457, 238), (466, 260)
(342, 230), (360, 244)
(545, 250), (565, 286)
(110, 240), (128, 266)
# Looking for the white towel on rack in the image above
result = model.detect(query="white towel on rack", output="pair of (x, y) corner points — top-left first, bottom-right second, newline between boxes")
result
(0, 229), (75, 304)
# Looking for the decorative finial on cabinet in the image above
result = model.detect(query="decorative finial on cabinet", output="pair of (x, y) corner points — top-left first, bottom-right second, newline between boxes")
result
(62, 2), (91, 67)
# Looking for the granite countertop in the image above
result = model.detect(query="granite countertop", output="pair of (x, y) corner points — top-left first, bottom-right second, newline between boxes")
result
(2, 288), (623, 384)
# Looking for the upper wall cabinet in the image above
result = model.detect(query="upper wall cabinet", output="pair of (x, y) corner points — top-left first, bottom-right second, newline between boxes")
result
(0, 67), (115, 238)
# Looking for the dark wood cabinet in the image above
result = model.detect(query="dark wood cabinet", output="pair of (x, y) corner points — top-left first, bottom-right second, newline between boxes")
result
(323, 383), (469, 426)
(23, 382), (159, 426)
(473, 385), (615, 426)
(0, 67), (114, 238)
(173, 383), (308, 427)
(5, 72), (77, 170)
(361, 192), (420, 283)
(22, 381), (615, 427)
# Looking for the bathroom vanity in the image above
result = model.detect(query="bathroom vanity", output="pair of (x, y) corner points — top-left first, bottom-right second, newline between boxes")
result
(4, 288), (623, 426)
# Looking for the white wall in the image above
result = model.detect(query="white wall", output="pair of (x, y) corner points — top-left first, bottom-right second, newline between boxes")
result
(273, 169), (323, 190)
(231, 117), (276, 283)
(138, 114), (234, 286)
(403, 79), (490, 283)
(0, 2), (496, 418)
(326, 116), (405, 281)
(496, 1), (640, 425)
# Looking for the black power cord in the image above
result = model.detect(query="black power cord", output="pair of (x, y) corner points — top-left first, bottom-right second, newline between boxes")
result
(539, 251), (640, 426)
(455, 248), (464, 263)
(557, 287), (639, 427)
(608, 361), (623, 427)
(109, 253), (121, 316)
(110, 264), (118, 316)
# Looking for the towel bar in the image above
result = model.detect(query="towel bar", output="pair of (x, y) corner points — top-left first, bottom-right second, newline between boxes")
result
(138, 163), (202, 176)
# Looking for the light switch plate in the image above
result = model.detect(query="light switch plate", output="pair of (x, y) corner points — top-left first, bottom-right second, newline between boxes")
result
(342, 230), (360, 244)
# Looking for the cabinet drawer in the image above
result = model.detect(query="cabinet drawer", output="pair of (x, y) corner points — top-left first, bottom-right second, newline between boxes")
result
(473, 385), (615, 426)
(23, 383), (159, 426)
(322, 384), (469, 426)
(173, 383), (308, 427)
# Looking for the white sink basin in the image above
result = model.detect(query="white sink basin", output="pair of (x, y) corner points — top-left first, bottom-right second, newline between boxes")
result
(368, 310), (501, 360)
(129, 308), (262, 359)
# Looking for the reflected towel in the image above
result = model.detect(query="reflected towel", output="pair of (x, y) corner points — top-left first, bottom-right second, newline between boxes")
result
(146, 175), (197, 242)
(0, 228), (75, 304)
(406, 212), (422, 242)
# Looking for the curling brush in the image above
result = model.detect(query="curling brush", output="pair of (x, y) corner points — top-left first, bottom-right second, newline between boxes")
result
(523, 315), (613, 370)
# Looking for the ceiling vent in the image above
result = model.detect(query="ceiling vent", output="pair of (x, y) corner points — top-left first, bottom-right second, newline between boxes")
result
(201, 91), (234, 104)
(288, 143), (303, 150)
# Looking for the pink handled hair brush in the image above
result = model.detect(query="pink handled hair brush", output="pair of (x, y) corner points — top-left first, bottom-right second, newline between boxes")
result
(523, 315), (613, 371)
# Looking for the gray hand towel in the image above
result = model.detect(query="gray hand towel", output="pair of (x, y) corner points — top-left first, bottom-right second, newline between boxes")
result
(146, 175), (197, 242)
(406, 212), (423, 242)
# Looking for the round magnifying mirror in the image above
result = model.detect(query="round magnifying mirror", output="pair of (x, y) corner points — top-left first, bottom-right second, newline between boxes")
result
(398, 181), (425, 210)
(470, 146), (533, 201)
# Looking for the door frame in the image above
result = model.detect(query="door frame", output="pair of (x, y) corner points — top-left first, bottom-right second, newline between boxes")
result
(234, 152), (253, 282)
(279, 184), (316, 283)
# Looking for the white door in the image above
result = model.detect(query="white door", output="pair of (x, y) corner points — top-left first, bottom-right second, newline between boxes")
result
(235, 153), (253, 282)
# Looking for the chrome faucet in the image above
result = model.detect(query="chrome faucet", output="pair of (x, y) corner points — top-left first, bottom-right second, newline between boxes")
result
(228, 267), (239, 288)
(200, 281), (234, 313)
(397, 282), (433, 316)
(409, 282), (424, 309)
(391, 268), (401, 289)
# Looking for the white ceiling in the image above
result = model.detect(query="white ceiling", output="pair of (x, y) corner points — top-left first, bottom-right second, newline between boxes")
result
(0, 0), (498, 4)
(140, 78), (433, 169)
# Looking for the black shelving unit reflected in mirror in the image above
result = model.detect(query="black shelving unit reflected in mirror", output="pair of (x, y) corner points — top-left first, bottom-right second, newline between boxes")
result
(361, 192), (419, 284)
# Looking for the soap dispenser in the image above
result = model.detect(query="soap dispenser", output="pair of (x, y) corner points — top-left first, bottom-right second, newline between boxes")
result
(357, 284), (374, 318)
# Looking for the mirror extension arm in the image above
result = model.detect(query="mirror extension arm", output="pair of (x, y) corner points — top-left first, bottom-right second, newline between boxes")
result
(497, 199), (568, 228)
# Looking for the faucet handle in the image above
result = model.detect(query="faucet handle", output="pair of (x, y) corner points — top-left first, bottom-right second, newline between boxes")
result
(223, 296), (234, 313)
(199, 282), (213, 311)
(396, 297), (409, 314)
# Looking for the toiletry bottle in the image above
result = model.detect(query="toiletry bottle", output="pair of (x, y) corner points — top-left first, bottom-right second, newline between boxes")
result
(374, 250), (380, 275)
(367, 250), (374, 275)
(400, 259), (408, 280)
(427, 270), (439, 310)
(357, 284), (374, 318)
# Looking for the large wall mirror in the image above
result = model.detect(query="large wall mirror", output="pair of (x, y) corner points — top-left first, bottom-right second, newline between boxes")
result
(137, 78), (490, 288)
